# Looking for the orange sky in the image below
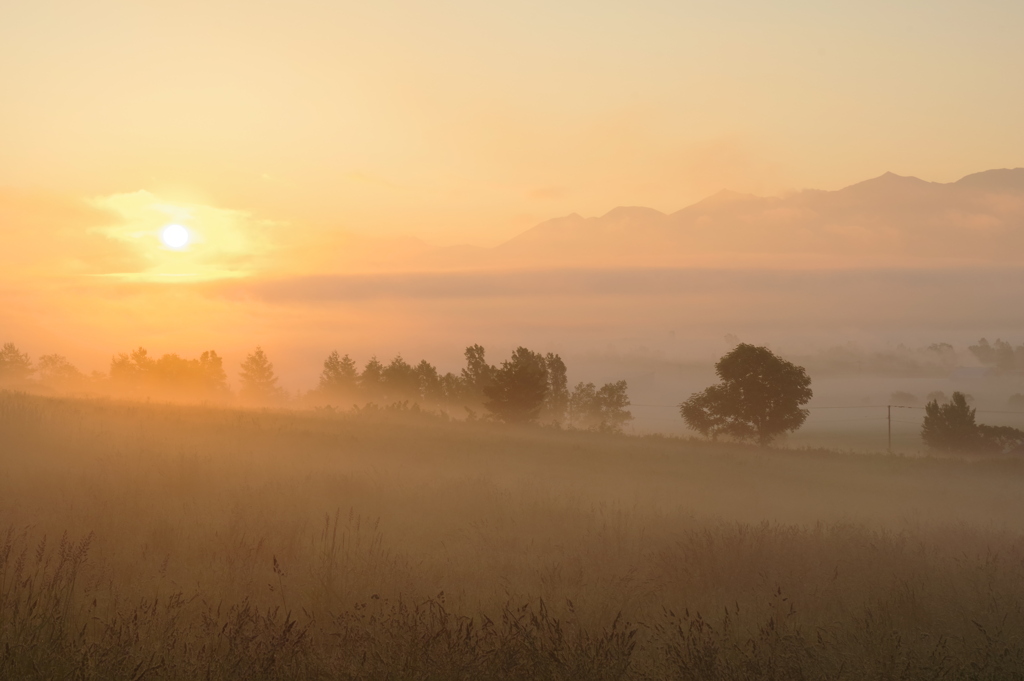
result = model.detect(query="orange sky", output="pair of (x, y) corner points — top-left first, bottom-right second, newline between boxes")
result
(3, 0), (1024, 248)
(2, 1), (1024, 383)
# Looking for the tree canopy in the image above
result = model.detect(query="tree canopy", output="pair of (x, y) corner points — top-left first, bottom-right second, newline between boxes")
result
(921, 391), (977, 451)
(483, 347), (549, 424)
(1, 337), (633, 429)
(318, 351), (358, 397)
(0, 343), (33, 386)
(542, 353), (569, 424)
(569, 380), (633, 433)
(36, 354), (85, 389)
(460, 344), (493, 407)
(359, 357), (385, 402)
(239, 346), (282, 404)
(681, 343), (812, 446)
(381, 355), (420, 402)
(922, 391), (1024, 454)
(307, 344), (628, 429)
(968, 338), (1024, 373)
(109, 347), (228, 399)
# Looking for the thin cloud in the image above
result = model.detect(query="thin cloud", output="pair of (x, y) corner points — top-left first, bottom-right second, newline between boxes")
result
(205, 266), (1024, 306)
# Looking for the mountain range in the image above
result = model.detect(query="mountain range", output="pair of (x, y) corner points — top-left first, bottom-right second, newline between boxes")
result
(421, 168), (1024, 269)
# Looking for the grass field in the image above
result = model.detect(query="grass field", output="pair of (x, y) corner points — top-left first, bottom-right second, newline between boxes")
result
(2, 391), (1024, 679)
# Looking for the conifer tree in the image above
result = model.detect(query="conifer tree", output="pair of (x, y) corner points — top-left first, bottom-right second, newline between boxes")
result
(239, 346), (282, 404)
(319, 350), (358, 397)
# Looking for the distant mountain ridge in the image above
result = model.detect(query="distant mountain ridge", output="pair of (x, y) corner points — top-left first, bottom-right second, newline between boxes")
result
(424, 168), (1024, 269)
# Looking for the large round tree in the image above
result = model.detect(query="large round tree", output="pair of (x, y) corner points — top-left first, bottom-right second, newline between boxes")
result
(681, 344), (812, 446)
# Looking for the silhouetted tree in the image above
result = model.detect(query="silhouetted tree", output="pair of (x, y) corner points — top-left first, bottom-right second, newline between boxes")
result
(197, 350), (229, 396)
(438, 372), (464, 407)
(154, 354), (198, 392)
(569, 382), (596, 427)
(922, 391), (980, 452)
(382, 355), (419, 401)
(542, 353), (569, 424)
(969, 338), (1021, 372)
(360, 357), (384, 402)
(461, 344), (494, 406)
(921, 391), (1024, 454)
(462, 344), (492, 383)
(681, 343), (812, 446)
(483, 347), (548, 424)
(569, 380), (633, 433)
(239, 346), (282, 404)
(319, 351), (358, 398)
(977, 424), (1024, 455)
(109, 347), (227, 399)
(0, 343), (33, 386)
(110, 347), (155, 389)
(678, 384), (731, 440)
(595, 380), (632, 433)
(415, 360), (443, 403)
(36, 354), (85, 389)
(462, 342), (497, 405)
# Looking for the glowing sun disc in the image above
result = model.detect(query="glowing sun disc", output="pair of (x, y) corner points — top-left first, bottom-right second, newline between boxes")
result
(161, 224), (190, 249)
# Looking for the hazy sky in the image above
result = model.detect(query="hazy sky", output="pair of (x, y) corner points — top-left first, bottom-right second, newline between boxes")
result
(3, 1), (1024, 384)
(3, 0), (1023, 246)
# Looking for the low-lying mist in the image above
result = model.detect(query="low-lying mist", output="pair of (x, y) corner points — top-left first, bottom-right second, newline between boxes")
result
(3, 393), (1024, 679)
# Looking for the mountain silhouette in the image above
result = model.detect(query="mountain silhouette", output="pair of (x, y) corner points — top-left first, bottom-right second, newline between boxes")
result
(423, 168), (1024, 269)
(954, 167), (1024, 192)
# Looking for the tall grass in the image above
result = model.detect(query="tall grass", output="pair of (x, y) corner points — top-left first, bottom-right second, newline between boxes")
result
(2, 391), (1024, 679)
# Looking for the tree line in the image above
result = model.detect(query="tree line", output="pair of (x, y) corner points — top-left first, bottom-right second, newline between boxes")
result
(7, 337), (1021, 451)
(921, 392), (1024, 455)
(969, 338), (1024, 373)
(0, 342), (633, 432)
(679, 343), (1024, 454)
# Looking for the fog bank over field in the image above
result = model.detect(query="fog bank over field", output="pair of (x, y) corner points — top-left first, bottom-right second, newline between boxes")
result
(4, 393), (1024, 678)
(2, 169), (1024, 442)
(7, 265), (1024, 377)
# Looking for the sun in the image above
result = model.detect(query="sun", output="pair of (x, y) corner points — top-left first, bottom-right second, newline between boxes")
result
(161, 224), (190, 249)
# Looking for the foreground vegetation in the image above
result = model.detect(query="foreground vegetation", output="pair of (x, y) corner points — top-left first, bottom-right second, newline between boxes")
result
(3, 392), (1024, 680)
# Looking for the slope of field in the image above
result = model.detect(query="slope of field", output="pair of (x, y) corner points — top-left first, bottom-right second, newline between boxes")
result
(2, 392), (1024, 679)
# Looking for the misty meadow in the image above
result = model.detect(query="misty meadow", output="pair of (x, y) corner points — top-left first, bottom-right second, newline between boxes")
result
(5, 0), (1024, 678)
(3, 331), (1024, 679)
(4, 390), (1024, 681)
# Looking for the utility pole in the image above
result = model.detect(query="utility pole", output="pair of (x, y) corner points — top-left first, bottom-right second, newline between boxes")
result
(887, 405), (917, 454)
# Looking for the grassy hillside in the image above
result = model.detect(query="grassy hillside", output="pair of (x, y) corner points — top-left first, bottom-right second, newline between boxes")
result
(2, 392), (1024, 679)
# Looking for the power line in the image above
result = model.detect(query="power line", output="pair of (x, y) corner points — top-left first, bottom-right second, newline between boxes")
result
(810, 405), (918, 410)
(629, 402), (1024, 415)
